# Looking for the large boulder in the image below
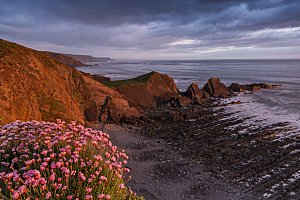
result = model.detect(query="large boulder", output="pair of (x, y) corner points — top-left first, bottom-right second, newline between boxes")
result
(203, 77), (233, 98)
(183, 83), (208, 104)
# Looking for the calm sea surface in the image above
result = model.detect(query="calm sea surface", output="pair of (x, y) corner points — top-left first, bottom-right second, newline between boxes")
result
(77, 59), (300, 133)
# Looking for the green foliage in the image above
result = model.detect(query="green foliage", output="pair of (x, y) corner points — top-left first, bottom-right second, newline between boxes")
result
(102, 72), (154, 88)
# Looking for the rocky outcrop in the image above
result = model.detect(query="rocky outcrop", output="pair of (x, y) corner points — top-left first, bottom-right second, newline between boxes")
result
(241, 83), (279, 91)
(0, 39), (141, 125)
(228, 82), (279, 93)
(110, 71), (181, 108)
(183, 83), (208, 104)
(229, 83), (245, 92)
(203, 77), (233, 98)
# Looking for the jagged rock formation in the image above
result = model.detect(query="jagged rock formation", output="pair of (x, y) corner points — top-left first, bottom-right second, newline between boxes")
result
(183, 83), (208, 104)
(203, 77), (233, 98)
(0, 39), (140, 125)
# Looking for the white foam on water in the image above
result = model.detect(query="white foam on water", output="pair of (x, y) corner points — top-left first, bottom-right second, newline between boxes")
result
(220, 91), (300, 140)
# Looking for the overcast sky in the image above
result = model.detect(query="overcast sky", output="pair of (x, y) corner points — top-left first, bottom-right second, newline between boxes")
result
(1, 0), (300, 59)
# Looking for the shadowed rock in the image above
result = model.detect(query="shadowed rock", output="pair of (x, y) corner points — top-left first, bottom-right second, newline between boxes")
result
(183, 83), (208, 104)
(229, 83), (245, 92)
(242, 83), (279, 91)
(98, 96), (142, 123)
(203, 77), (233, 98)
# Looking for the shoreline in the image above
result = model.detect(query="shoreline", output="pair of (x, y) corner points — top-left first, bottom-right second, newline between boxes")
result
(103, 99), (299, 199)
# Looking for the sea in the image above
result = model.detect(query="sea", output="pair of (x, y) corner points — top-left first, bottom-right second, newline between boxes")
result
(77, 59), (300, 139)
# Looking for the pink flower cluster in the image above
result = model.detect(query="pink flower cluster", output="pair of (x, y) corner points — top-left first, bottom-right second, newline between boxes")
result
(0, 120), (139, 199)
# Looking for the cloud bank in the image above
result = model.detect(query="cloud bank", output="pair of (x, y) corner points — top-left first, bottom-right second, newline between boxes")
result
(0, 0), (300, 59)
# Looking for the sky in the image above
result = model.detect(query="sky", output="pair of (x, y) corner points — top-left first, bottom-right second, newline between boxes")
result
(0, 0), (300, 60)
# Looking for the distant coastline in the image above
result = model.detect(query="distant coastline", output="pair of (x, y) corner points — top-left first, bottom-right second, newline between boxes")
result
(43, 51), (112, 67)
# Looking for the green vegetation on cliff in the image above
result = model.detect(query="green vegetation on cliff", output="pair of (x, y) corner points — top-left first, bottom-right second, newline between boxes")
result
(102, 71), (155, 88)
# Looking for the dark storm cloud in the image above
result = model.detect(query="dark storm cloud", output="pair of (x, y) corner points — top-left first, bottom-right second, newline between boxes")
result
(0, 0), (300, 58)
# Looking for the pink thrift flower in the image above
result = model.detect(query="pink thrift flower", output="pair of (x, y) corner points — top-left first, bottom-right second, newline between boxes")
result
(46, 192), (51, 199)
(49, 174), (55, 181)
(86, 187), (92, 193)
(79, 172), (86, 181)
(67, 195), (73, 200)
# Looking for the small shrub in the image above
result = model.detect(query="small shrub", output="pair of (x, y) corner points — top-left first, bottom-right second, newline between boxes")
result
(0, 120), (142, 199)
